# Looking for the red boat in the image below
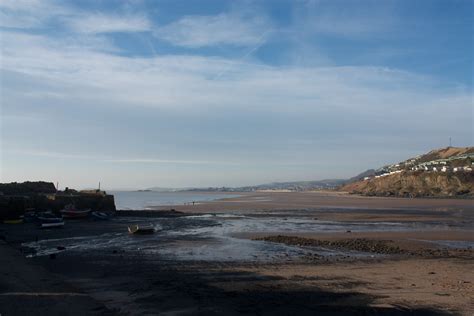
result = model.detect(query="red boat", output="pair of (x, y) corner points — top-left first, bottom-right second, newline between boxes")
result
(60, 205), (91, 219)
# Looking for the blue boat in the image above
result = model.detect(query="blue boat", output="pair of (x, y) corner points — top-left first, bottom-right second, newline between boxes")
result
(36, 212), (64, 228)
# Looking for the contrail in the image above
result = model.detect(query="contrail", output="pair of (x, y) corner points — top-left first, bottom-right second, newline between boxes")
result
(212, 30), (272, 80)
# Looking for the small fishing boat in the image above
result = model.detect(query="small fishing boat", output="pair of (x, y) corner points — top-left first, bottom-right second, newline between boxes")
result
(90, 211), (111, 220)
(40, 221), (65, 228)
(60, 205), (90, 219)
(36, 212), (64, 228)
(128, 223), (155, 234)
(23, 211), (38, 223)
(36, 212), (60, 222)
(3, 218), (23, 224)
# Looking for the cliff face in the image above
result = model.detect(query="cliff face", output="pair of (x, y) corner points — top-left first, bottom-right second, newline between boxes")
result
(341, 171), (474, 198)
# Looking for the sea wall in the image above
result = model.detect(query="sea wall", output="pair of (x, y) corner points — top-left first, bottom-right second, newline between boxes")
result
(0, 181), (116, 220)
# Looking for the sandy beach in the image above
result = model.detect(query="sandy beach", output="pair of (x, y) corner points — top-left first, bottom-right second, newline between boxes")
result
(168, 191), (474, 219)
(1, 192), (473, 315)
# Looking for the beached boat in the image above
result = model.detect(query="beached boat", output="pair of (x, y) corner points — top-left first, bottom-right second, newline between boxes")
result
(128, 224), (155, 234)
(36, 212), (64, 228)
(23, 211), (38, 223)
(90, 211), (111, 220)
(60, 206), (90, 219)
(40, 221), (65, 228)
(3, 219), (23, 224)
(36, 212), (61, 222)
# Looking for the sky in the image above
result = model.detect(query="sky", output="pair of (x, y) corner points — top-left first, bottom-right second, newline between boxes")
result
(0, 0), (473, 190)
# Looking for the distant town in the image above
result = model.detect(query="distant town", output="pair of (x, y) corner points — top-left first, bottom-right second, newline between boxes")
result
(365, 152), (474, 181)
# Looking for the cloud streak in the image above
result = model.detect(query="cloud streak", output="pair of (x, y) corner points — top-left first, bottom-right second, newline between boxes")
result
(154, 13), (271, 47)
(6, 149), (240, 165)
(2, 29), (470, 127)
(65, 13), (151, 34)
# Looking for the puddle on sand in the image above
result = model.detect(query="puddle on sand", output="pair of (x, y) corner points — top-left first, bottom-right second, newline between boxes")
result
(22, 214), (456, 262)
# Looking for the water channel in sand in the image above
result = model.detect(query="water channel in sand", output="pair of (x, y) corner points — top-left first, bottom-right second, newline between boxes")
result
(23, 213), (471, 261)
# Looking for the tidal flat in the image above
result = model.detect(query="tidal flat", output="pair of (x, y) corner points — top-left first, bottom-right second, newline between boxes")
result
(1, 192), (473, 315)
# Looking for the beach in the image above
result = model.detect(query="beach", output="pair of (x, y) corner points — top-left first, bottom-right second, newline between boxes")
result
(1, 191), (473, 315)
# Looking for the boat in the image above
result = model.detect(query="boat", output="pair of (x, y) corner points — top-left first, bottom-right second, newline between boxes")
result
(40, 221), (65, 228)
(23, 211), (38, 223)
(128, 223), (155, 234)
(36, 212), (64, 228)
(3, 218), (23, 224)
(60, 205), (90, 219)
(90, 211), (111, 220)
(37, 212), (61, 222)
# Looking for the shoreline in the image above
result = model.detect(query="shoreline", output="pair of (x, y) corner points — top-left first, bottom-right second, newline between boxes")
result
(1, 192), (473, 315)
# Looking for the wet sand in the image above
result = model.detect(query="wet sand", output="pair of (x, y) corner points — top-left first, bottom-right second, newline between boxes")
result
(167, 191), (474, 223)
(168, 191), (474, 212)
(0, 241), (112, 315)
(1, 192), (473, 315)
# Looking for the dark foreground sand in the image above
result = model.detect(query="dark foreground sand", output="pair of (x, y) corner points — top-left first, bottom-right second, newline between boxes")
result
(0, 192), (473, 315)
(0, 241), (112, 315)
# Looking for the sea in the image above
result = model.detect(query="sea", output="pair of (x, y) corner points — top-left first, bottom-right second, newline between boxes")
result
(110, 191), (240, 210)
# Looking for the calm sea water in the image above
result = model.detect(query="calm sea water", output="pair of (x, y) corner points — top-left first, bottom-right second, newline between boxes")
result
(110, 191), (240, 210)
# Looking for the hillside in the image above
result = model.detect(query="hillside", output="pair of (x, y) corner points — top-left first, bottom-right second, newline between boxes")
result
(183, 179), (346, 192)
(341, 147), (474, 198)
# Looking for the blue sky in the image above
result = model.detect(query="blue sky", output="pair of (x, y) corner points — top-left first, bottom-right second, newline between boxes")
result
(0, 0), (472, 189)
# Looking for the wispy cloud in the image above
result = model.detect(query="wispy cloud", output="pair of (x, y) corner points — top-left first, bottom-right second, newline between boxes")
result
(65, 13), (151, 34)
(2, 30), (470, 117)
(292, 0), (397, 38)
(0, 0), (151, 34)
(7, 149), (239, 165)
(104, 159), (240, 165)
(0, 0), (64, 28)
(154, 13), (270, 47)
